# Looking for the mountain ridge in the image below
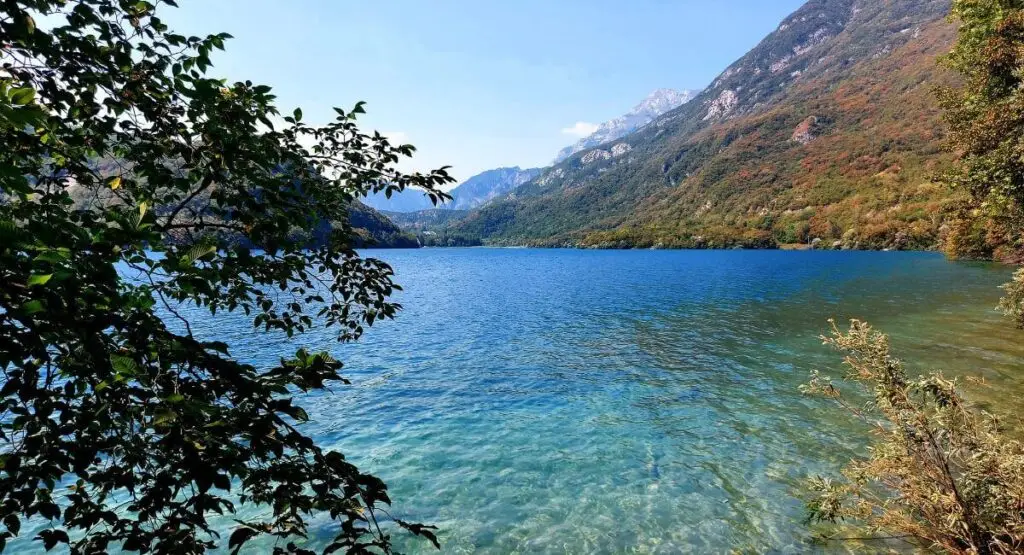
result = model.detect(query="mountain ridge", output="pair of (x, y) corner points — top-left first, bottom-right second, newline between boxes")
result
(441, 0), (956, 250)
(447, 166), (543, 210)
(362, 166), (541, 213)
(553, 88), (698, 163)
(364, 87), (697, 215)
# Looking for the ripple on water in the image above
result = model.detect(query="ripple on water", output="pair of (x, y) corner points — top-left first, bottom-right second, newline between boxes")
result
(294, 251), (1024, 553)
(14, 250), (1022, 554)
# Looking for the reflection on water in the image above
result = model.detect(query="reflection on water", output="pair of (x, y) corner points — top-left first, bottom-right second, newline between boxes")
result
(17, 249), (1024, 554)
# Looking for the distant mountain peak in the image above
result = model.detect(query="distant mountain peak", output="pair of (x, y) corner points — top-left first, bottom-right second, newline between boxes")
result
(553, 88), (698, 163)
(635, 88), (696, 115)
(447, 166), (542, 210)
(363, 166), (541, 213)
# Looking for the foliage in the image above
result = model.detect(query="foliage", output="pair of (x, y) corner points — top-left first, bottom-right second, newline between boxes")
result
(998, 269), (1024, 328)
(939, 0), (1024, 328)
(802, 321), (1024, 554)
(417, 231), (482, 248)
(0, 0), (453, 553)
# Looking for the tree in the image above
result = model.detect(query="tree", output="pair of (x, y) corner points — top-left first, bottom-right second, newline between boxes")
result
(937, 0), (1024, 331)
(802, 3), (1024, 552)
(0, 1), (453, 553)
(940, 0), (1024, 325)
(935, 0), (1024, 254)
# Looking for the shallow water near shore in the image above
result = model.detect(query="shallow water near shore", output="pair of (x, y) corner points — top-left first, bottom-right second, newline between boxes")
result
(217, 249), (1023, 553)
(19, 249), (1024, 554)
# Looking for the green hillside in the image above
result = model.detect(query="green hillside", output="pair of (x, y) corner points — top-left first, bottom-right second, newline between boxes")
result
(446, 0), (957, 250)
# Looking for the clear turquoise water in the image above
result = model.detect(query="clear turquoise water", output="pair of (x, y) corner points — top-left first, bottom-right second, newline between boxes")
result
(202, 249), (1023, 554)
(19, 249), (1024, 553)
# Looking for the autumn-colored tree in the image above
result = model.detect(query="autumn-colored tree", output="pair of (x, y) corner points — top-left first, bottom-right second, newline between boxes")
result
(804, 321), (1024, 554)
(940, 0), (1024, 263)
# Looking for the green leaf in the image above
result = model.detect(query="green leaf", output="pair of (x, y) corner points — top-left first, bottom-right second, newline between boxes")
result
(27, 274), (52, 287)
(21, 300), (43, 314)
(153, 409), (177, 426)
(181, 244), (217, 266)
(10, 87), (35, 106)
(293, 107), (302, 121)
(0, 165), (32, 195)
(4, 514), (21, 535)
(34, 249), (70, 263)
(37, 528), (68, 550)
(228, 527), (258, 554)
(38, 503), (60, 520)
(110, 355), (140, 376)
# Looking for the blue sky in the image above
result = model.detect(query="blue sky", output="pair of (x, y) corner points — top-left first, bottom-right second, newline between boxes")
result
(163, 1), (806, 182)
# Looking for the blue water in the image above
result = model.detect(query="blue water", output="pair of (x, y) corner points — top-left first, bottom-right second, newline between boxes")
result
(22, 249), (1024, 553)
(197, 249), (1023, 553)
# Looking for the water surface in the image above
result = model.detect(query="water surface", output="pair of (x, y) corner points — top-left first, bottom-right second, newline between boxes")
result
(195, 249), (1023, 553)
(50, 250), (1024, 553)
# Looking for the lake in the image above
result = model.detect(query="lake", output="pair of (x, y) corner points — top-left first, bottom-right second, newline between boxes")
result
(134, 250), (1024, 552)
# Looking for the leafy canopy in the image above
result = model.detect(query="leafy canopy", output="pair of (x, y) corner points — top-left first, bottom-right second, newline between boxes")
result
(941, 0), (1024, 263)
(940, 0), (1024, 321)
(0, 0), (453, 553)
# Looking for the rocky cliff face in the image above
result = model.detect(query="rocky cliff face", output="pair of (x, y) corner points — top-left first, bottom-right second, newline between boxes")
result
(448, 167), (542, 210)
(553, 88), (697, 163)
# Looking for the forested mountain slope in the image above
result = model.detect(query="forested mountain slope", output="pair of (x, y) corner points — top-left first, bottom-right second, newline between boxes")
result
(63, 170), (420, 248)
(449, 0), (956, 249)
(347, 201), (421, 247)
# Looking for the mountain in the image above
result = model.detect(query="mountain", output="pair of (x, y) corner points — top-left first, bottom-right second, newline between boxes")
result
(447, 167), (542, 209)
(64, 175), (421, 248)
(347, 201), (422, 248)
(447, 0), (956, 250)
(363, 166), (541, 213)
(553, 88), (698, 163)
(364, 89), (693, 215)
(384, 208), (470, 231)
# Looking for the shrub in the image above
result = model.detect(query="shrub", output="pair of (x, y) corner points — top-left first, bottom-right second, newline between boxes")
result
(803, 320), (1024, 554)
(998, 269), (1024, 329)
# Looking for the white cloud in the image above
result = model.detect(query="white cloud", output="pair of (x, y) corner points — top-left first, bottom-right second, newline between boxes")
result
(561, 121), (599, 138)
